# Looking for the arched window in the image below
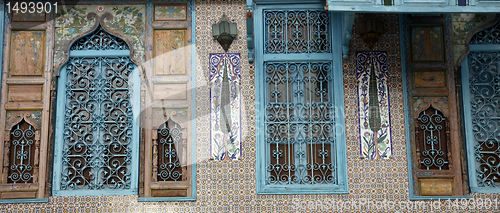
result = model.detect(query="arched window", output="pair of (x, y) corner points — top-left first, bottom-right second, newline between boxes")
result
(415, 107), (450, 171)
(7, 119), (38, 184)
(52, 24), (140, 196)
(153, 119), (186, 183)
(462, 18), (500, 192)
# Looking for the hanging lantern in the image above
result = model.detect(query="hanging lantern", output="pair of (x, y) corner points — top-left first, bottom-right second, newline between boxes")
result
(358, 16), (384, 49)
(212, 14), (238, 52)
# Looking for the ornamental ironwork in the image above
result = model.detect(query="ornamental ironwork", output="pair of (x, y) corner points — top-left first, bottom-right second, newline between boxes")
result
(470, 20), (500, 45)
(467, 51), (500, 187)
(70, 25), (130, 51)
(8, 120), (36, 184)
(59, 25), (135, 191)
(264, 62), (336, 185)
(264, 10), (330, 54)
(416, 107), (449, 170)
(157, 120), (183, 181)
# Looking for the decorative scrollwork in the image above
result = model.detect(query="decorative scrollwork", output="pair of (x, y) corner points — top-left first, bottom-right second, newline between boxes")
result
(60, 25), (135, 191)
(467, 51), (500, 187)
(264, 10), (330, 54)
(265, 62), (336, 185)
(416, 107), (449, 170)
(7, 119), (36, 184)
(470, 19), (500, 45)
(70, 24), (130, 51)
(157, 120), (184, 182)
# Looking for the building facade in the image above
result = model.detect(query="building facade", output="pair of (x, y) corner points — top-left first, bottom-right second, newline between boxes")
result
(0, 0), (498, 212)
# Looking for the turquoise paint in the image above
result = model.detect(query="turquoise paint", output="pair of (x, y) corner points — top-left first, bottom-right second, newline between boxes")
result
(52, 27), (140, 197)
(462, 43), (500, 194)
(255, 2), (347, 194)
(327, 0), (500, 13)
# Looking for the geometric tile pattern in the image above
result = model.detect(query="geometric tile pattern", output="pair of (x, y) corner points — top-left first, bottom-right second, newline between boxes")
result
(0, 1), (499, 212)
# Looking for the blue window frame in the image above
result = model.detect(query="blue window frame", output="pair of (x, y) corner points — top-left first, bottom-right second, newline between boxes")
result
(52, 24), (140, 196)
(255, 2), (347, 194)
(462, 19), (500, 193)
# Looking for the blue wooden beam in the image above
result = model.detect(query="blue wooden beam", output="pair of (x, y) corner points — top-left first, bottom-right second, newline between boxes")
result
(342, 12), (355, 59)
(247, 0), (254, 63)
(327, 5), (500, 13)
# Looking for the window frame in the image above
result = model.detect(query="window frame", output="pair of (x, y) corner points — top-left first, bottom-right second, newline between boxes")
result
(462, 44), (500, 193)
(254, 2), (348, 194)
(52, 25), (141, 197)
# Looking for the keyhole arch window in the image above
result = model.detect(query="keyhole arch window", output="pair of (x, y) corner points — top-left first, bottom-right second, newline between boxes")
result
(52, 23), (140, 196)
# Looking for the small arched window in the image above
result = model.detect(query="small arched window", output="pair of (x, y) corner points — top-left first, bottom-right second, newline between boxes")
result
(7, 119), (38, 184)
(415, 107), (450, 171)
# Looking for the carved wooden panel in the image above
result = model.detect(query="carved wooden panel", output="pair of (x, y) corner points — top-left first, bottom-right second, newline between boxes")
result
(153, 83), (187, 100)
(154, 3), (188, 21)
(410, 25), (445, 63)
(7, 84), (43, 102)
(11, 12), (46, 22)
(419, 178), (453, 196)
(153, 29), (187, 75)
(412, 70), (446, 88)
(9, 31), (45, 76)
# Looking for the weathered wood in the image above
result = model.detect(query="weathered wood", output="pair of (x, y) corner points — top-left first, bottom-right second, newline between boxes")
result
(9, 31), (45, 76)
(7, 84), (43, 102)
(2, 136), (10, 184)
(406, 16), (465, 196)
(419, 178), (454, 196)
(141, 1), (194, 199)
(4, 103), (44, 110)
(152, 131), (158, 182)
(151, 189), (187, 197)
(153, 83), (187, 100)
(33, 131), (40, 184)
(0, 183), (38, 191)
(0, 191), (36, 199)
(150, 181), (189, 190)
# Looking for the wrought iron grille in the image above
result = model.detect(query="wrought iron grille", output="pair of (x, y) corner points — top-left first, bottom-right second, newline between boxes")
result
(264, 62), (336, 185)
(59, 25), (135, 191)
(70, 26), (130, 51)
(470, 20), (500, 45)
(264, 10), (330, 54)
(8, 120), (36, 184)
(157, 120), (184, 182)
(467, 51), (500, 187)
(416, 107), (450, 170)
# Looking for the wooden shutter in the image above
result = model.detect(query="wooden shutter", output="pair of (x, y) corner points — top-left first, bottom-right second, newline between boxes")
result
(140, 2), (194, 198)
(0, 9), (54, 200)
(405, 15), (466, 196)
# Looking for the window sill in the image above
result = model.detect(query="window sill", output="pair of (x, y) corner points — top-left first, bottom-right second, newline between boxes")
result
(137, 196), (196, 202)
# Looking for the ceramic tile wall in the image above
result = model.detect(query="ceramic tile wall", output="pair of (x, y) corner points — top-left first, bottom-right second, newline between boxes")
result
(0, 1), (499, 212)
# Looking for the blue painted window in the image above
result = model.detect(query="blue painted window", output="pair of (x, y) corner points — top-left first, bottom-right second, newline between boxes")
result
(255, 2), (347, 194)
(462, 19), (500, 193)
(52, 24), (140, 196)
